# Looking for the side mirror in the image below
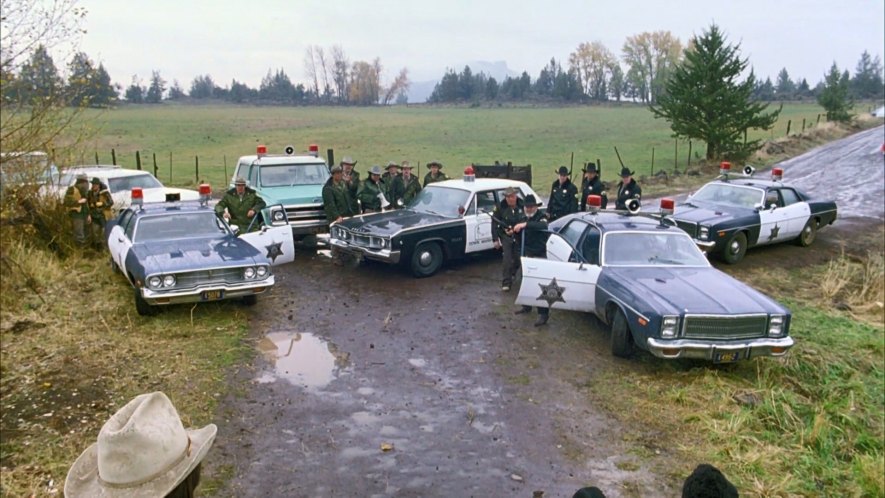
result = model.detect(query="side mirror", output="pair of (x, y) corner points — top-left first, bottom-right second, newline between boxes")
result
(767, 203), (777, 211)
(754, 203), (764, 211)
(229, 224), (239, 235)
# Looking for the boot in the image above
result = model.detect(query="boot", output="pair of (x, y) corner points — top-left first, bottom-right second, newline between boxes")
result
(514, 306), (532, 315)
(534, 314), (549, 327)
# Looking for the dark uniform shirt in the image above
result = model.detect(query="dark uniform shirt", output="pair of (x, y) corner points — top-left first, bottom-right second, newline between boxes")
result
(423, 171), (449, 187)
(381, 172), (401, 209)
(87, 185), (114, 224)
(321, 178), (353, 221)
(580, 176), (608, 210)
(548, 178), (578, 220)
(615, 178), (642, 211)
(64, 182), (90, 219)
(342, 169), (361, 214)
(392, 174), (422, 207)
(521, 209), (549, 257)
(357, 178), (384, 212)
(492, 198), (526, 242)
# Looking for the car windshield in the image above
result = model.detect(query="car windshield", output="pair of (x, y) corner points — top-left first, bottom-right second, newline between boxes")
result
(108, 174), (163, 192)
(134, 211), (229, 242)
(691, 183), (764, 209)
(260, 163), (329, 186)
(406, 185), (470, 217)
(603, 232), (710, 267)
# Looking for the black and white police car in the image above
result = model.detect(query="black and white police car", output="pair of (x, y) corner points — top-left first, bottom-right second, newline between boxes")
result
(670, 163), (838, 264)
(330, 167), (543, 277)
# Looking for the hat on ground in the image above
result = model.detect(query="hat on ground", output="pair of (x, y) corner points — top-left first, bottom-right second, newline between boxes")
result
(427, 161), (443, 169)
(91, 177), (102, 185)
(369, 165), (383, 175)
(524, 194), (541, 207)
(340, 156), (357, 166)
(504, 187), (518, 197)
(330, 165), (343, 174)
(682, 464), (738, 498)
(400, 161), (413, 169)
(76, 173), (88, 182)
(65, 392), (217, 498)
(557, 166), (570, 176)
(619, 166), (635, 178)
(386, 161), (399, 170)
(583, 163), (598, 174)
(234, 176), (247, 185)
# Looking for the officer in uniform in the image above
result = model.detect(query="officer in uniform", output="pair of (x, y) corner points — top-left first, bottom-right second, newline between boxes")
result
(63, 173), (90, 246)
(381, 161), (401, 209)
(614, 166), (642, 211)
(340, 156), (360, 215)
(547, 166), (578, 221)
(580, 163), (608, 210)
(492, 187), (525, 292)
(357, 166), (385, 213)
(86, 177), (114, 248)
(215, 177), (267, 231)
(423, 160), (448, 187)
(393, 161), (422, 207)
(512, 194), (550, 326)
(320, 166), (353, 223)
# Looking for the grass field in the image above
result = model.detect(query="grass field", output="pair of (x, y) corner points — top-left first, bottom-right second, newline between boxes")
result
(67, 102), (837, 191)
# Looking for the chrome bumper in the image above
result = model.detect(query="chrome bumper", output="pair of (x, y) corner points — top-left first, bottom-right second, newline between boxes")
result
(646, 336), (794, 360)
(329, 238), (401, 264)
(694, 239), (717, 251)
(141, 276), (274, 305)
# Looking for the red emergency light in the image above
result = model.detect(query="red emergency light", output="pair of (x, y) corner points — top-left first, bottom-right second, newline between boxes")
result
(463, 165), (475, 182)
(131, 187), (143, 207)
(199, 183), (211, 205)
(660, 198), (675, 216)
(257, 145), (267, 157)
(771, 167), (783, 181)
(587, 194), (602, 214)
(719, 161), (731, 176)
(308, 144), (319, 157)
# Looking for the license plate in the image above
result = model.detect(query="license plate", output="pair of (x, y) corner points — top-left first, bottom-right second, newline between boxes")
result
(201, 290), (224, 301)
(714, 351), (740, 363)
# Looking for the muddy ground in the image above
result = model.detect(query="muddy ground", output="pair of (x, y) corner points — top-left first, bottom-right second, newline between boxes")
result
(208, 128), (884, 497)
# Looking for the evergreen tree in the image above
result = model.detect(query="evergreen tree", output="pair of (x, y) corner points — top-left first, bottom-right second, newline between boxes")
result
(650, 24), (780, 160)
(796, 78), (812, 100)
(189, 75), (215, 99)
(124, 75), (145, 103)
(851, 51), (884, 99)
(609, 64), (624, 102)
(92, 63), (117, 106)
(775, 68), (795, 100)
(485, 77), (499, 100)
(17, 45), (63, 101)
(66, 51), (95, 106)
(817, 62), (854, 122)
(167, 80), (186, 100)
(145, 70), (165, 103)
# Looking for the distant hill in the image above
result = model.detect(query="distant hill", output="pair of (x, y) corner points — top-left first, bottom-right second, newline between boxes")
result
(406, 60), (519, 103)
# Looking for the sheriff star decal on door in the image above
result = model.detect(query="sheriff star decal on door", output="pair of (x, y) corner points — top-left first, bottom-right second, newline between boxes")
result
(265, 241), (284, 262)
(768, 224), (780, 241)
(537, 278), (566, 306)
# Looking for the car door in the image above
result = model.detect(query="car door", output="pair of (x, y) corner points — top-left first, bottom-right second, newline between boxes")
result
(516, 256), (600, 312)
(757, 188), (809, 245)
(776, 188), (811, 238)
(108, 209), (136, 274)
(465, 190), (497, 253)
(238, 204), (296, 266)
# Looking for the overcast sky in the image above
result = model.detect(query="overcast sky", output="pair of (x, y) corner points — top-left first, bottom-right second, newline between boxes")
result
(75, 0), (884, 89)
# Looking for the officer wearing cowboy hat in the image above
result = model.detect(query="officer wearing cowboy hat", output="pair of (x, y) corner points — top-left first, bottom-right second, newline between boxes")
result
(580, 163), (608, 211)
(547, 165), (578, 221)
(511, 194), (551, 326)
(381, 161), (401, 209)
(63, 173), (91, 246)
(339, 156), (360, 214)
(215, 176), (267, 231)
(391, 160), (422, 207)
(357, 165), (385, 213)
(86, 177), (114, 248)
(423, 160), (448, 187)
(492, 186), (525, 292)
(614, 166), (642, 211)
(322, 165), (354, 222)
(65, 391), (216, 498)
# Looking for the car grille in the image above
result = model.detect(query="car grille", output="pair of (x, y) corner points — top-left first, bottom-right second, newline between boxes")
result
(285, 204), (326, 225)
(337, 228), (387, 249)
(675, 220), (698, 238)
(682, 314), (768, 340)
(174, 268), (247, 288)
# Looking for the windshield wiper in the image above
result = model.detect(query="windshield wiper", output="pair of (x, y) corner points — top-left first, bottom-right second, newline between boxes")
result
(648, 255), (683, 265)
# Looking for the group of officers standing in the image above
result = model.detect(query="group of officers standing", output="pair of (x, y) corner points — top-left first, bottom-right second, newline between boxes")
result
(64, 173), (114, 248)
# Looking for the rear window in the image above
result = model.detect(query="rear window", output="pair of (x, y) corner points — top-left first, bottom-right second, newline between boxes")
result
(108, 174), (162, 192)
(260, 163), (329, 187)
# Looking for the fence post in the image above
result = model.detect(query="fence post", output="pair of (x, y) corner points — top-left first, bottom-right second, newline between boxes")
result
(816, 114), (821, 124)
(596, 158), (601, 177)
(195, 156), (199, 183)
(169, 152), (173, 183)
(802, 118), (806, 134)
(673, 139), (678, 172)
(327, 149), (335, 168)
(135, 151), (142, 170)
(223, 155), (228, 185)
(744, 129), (748, 145)
(152, 153), (158, 177)
(95, 151), (99, 164)
(651, 148), (655, 176)
(786, 120), (791, 136)
(687, 140), (692, 168)
(111, 148), (117, 165)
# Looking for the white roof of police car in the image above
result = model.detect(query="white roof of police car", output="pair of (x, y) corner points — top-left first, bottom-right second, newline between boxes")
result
(239, 154), (327, 166)
(62, 166), (153, 179)
(430, 178), (532, 192)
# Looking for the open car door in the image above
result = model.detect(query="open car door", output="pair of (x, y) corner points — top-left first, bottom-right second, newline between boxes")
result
(239, 204), (295, 266)
(515, 257), (600, 313)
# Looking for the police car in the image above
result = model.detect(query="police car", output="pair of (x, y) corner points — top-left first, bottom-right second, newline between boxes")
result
(516, 196), (794, 362)
(670, 163), (838, 264)
(330, 167), (543, 277)
(107, 186), (294, 316)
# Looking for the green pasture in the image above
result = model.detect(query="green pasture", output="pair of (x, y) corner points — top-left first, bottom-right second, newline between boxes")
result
(69, 102), (828, 191)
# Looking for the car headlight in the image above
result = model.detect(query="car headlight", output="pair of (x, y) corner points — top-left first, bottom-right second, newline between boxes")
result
(699, 226), (710, 240)
(162, 275), (176, 287)
(244, 267), (256, 279)
(272, 210), (285, 222)
(661, 316), (679, 338)
(256, 265), (268, 278)
(382, 238), (390, 249)
(769, 315), (785, 337)
(147, 276), (162, 289)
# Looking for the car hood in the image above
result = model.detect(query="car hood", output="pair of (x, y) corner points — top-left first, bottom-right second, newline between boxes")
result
(132, 236), (262, 274)
(604, 266), (787, 316)
(672, 201), (754, 226)
(336, 209), (454, 237)
(257, 185), (324, 205)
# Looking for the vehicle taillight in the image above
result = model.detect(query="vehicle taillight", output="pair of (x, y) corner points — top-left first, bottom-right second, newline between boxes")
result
(587, 194), (602, 214)
(771, 167), (783, 181)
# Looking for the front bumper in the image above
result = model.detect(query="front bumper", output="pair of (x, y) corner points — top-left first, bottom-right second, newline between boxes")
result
(693, 239), (717, 252)
(140, 276), (274, 305)
(646, 336), (794, 360)
(329, 237), (401, 264)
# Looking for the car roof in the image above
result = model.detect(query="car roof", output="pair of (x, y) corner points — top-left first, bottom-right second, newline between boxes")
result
(238, 155), (328, 166)
(63, 166), (152, 179)
(556, 210), (683, 234)
(709, 177), (785, 189)
(430, 178), (530, 192)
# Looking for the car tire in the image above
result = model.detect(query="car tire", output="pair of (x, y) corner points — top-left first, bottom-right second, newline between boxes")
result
(241, 295), (258, 306)
(720, 231), (747, 264)
(410, 242), (443, 278)
(299, 235), (319, 249)
(795, 218), (817, 247)
(134, 288), (158, 316)
(611, 309), (634, 358)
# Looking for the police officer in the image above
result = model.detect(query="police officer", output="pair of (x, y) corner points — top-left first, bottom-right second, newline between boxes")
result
(614, 166), (642, 211)
(86, 177), (114, 248)
(381, 161), (401, 209)
(580, 163), (608, 210)
(511, 194), (550, 326)
(63, 173), (90, 246)
(392, 161), (422, 207)
(321, 166), (353, 223)
(357, 166), (385, 213)
(423, 160), (448, 187)
(547, 166), (578, 221)
(492, 187), (525, 292)
(340, 156), (360, 214)
(216, 177), (267, 231)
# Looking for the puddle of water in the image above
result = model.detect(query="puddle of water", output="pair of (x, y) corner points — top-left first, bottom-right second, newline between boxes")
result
(257, 332), (347, 389)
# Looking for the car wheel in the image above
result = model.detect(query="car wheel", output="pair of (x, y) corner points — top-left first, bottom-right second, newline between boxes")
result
(299, 235), (319, 249)
(720, 231), (747, 264)
(241, 295), (258, 306)
(134, 288), (157, 316)
(410, 242), (443, 278)
(611, 309), (634, 358)
(795, 218), (817, 247)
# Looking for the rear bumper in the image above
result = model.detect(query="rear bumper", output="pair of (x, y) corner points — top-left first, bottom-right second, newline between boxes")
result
(646, 336), (794, 360)
(329, 237), (401, 264)
(141, 277), (274, 305)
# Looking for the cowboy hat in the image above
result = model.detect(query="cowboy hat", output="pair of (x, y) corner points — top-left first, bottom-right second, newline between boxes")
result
(330, 165), (343, 174)
(583, 163), (598, 174)
(556, 166), (569, 176)
(619, 166), (634, 177)
(339, 156), (357, 166)
(234, 176), (247, 185)
(524, 194), (541, 207)
(369, 165), (383, 175)
(65, 392), (217, 498)
(386, 161), (399, 170)
(426, 160), (443, 169)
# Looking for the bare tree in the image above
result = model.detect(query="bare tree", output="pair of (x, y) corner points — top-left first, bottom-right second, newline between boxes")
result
(568, 41), (616, 100)
(316, 46), (331, 100)
(382, 67), (410, 105)
(303, 45), (320, 98)
(330, 44), (349, 103)
(622, 31), (682, 103)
